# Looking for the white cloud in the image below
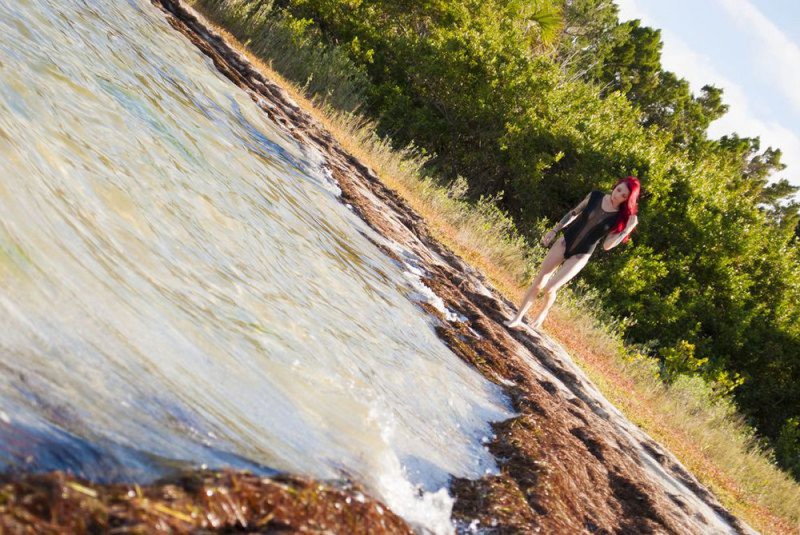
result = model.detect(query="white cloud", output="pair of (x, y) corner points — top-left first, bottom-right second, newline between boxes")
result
(659, 32), (800, 175)
(716, 0), (800, 116)
(614, 0), (647, 22)
(614, 0), (800, 187)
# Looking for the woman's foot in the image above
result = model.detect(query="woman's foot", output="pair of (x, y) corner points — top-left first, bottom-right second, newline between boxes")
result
(504, 318), (527, 331)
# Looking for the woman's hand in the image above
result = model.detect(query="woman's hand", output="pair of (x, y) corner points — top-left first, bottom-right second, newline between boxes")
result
(604, 215), (638, 251)
(542, 229), (557, 247)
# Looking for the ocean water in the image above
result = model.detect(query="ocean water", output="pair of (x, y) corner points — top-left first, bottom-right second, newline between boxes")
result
(0, 1), (511, 532)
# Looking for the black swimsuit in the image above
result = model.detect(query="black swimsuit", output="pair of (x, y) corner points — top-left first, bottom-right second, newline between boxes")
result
(562, 191), (619, 258)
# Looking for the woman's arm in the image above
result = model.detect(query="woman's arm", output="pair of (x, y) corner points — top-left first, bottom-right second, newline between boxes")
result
(603, 214), (638, 250)
(542, 193), (592, 246)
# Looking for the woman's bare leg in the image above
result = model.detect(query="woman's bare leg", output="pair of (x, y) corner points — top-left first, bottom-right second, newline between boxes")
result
(530, 253), (590, 329)
(505, 237), (566, 329)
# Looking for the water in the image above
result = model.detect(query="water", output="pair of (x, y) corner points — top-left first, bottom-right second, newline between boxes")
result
(0, 0), (511, 532)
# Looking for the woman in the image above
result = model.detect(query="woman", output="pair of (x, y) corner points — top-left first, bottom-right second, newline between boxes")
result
(505, 176), (640, 331)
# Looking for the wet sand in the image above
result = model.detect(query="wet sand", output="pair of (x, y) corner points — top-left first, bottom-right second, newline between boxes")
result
(1, 1), (757, 533)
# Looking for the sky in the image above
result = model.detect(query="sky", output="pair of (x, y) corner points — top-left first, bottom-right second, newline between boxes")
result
(614, 0), (800, 190)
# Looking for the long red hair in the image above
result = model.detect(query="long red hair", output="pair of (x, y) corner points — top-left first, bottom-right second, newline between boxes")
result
(611, 176), (640, 243)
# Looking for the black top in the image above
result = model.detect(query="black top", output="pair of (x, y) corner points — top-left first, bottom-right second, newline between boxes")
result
(562, 191), (619, 258)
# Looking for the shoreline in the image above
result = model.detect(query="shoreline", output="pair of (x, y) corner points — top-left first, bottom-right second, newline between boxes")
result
(2, 0), (757, 533)
(0, 470), (412, 533)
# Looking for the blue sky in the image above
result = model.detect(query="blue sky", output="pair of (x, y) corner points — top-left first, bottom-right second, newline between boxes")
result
(615, 0), (800, 189)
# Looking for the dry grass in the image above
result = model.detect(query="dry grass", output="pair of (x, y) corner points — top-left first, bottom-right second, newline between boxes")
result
(185, 4), (800, 533)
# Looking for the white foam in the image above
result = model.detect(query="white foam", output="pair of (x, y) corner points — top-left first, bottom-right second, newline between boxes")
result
(403, 270), (467, 323)
(318, 165), (343, 197)
(365, 406), (457, 535)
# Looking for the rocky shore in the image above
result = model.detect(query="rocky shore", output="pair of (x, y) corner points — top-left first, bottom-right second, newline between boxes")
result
(2, 1), (757, 533)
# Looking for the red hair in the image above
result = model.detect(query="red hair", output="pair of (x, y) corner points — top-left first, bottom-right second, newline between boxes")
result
(611, 176), (640, 243)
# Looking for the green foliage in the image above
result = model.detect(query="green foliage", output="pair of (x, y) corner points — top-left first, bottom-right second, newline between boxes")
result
(776, 418), (800, 479)
(510, 0), (564, 49)
(193, 0), (800, 480)
(659, 340), (707, 383)
(193, 0), (370, 111)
